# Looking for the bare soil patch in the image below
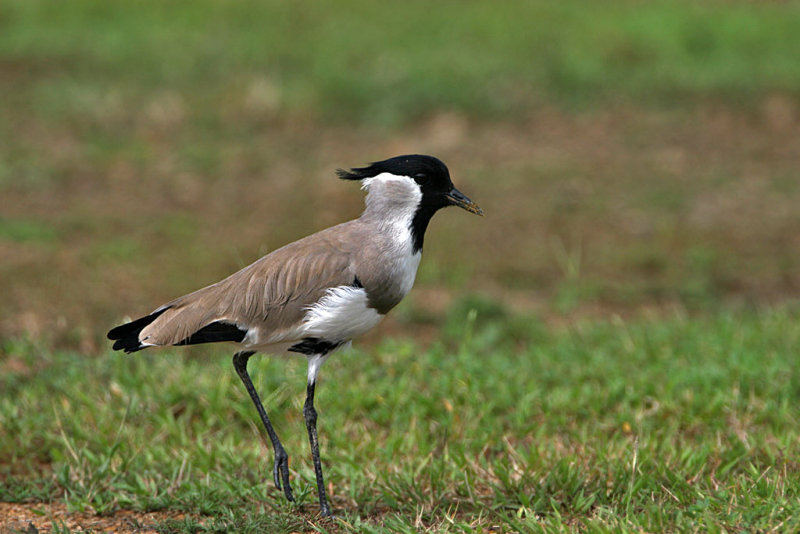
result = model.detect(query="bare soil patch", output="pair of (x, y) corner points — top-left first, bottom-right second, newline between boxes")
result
(0, 502), (186, 533)
(1, 104), (799, 348)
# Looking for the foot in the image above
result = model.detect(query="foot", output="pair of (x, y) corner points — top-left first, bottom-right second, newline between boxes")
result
(320, 503), (334, 517)
(273, 448), (294, 502)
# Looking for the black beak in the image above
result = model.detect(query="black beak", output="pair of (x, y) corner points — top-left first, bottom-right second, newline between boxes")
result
(445, 187), (484, 216)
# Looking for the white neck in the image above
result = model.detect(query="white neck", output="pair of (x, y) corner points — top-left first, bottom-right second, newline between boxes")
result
(360, 173), (422, 246)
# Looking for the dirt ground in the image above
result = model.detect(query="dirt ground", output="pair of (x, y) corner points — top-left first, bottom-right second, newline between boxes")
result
(0, 502), (188, 533)
(2, 101), (800, 351)
(2, 101), (799, 531)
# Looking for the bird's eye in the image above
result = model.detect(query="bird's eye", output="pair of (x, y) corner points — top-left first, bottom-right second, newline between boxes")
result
(413, 173), (428, 185)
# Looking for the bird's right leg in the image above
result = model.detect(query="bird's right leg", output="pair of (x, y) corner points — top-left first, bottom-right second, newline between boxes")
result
(232, 351), (294, 503)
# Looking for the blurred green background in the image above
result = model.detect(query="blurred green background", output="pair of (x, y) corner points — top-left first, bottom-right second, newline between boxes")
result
(1, 0), (799, 346)
(3, 1), (800, 531)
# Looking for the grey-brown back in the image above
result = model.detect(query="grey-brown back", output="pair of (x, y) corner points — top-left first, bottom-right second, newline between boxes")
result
(125, 216), (414, 350)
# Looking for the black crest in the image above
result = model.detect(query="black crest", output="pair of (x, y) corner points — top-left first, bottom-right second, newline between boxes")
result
(336, 154), (450, 184)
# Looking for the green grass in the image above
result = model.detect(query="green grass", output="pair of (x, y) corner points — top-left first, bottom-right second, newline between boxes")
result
(1, 2), (800, 530)
(0, 219), (58, 244)
(2, 0), (799, 128)
(3, 302), (800, 532)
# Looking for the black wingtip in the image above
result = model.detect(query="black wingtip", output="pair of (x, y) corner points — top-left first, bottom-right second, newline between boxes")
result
(112, 337), (142, 353)
(107, 308), (169, 353)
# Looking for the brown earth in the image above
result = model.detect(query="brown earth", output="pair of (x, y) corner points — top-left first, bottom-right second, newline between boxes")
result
(2, 92), (799, 534)
(0, 502), (187, 533)
(2, 101), (799, 351)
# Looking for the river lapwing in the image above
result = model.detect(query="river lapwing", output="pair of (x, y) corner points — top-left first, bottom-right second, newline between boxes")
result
(107, 154), (483, 516)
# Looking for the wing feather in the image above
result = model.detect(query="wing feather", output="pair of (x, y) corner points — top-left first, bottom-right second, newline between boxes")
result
(131, 222), (363, 349)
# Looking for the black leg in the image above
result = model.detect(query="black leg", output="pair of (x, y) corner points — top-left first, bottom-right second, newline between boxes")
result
(304, 380), (332, 517)
(232, 351), (294, 503)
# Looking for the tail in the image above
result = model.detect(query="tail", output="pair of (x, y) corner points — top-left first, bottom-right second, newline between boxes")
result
(107, 308), (170, 353)
(108, 306), (248, 353)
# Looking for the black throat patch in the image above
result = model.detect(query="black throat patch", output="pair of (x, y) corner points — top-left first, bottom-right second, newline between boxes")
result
(409, 202), (438, 253)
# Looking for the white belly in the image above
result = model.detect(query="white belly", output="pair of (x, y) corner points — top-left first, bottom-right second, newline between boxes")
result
(301, 286), (384, 342)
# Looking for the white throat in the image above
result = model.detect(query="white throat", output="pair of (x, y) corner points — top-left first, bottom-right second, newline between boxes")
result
(361, 172), (423, 302)
(361, 173), (422, 245)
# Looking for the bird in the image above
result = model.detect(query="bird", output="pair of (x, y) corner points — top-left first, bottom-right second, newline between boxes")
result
(107, 154), (483, 516)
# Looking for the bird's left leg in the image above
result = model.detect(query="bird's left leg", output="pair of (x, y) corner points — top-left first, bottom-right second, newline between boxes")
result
(304, 354), (332, 517)
(232, 351), (294, 503)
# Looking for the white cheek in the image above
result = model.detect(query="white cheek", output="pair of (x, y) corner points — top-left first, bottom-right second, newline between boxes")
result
(362, 172), (422, 201)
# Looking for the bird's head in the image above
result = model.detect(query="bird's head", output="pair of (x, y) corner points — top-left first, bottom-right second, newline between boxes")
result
(337, 155), (482, 253)
(337, 154), (483, 217)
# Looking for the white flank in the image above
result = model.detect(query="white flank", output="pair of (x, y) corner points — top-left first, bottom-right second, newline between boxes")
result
(302, 286), (384, 342)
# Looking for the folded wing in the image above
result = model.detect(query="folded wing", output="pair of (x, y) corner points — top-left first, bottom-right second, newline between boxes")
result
(108, 224), (360, 353)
